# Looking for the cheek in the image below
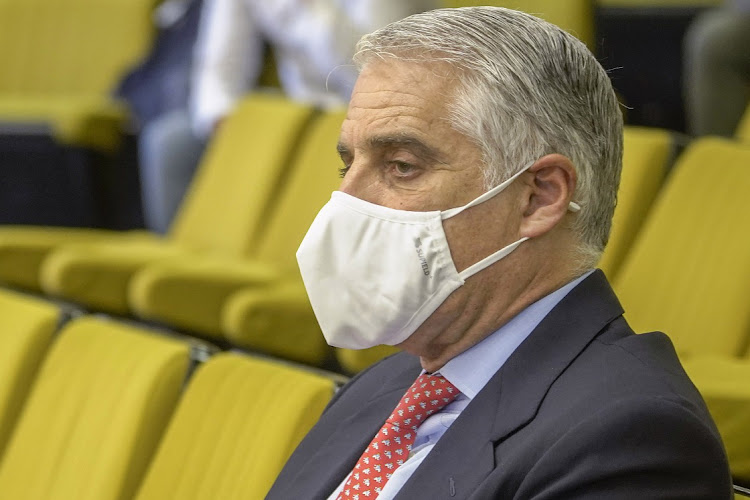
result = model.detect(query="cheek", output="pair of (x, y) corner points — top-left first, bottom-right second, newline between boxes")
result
(443, 193), (521, 273)
(443, 214), (486, 273)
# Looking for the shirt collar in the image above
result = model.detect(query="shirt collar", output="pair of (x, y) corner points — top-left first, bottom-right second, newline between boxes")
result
(438, 270), (594, 399)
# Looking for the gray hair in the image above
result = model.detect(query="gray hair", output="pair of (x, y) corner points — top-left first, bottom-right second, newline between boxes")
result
(353, 7), (623, 267)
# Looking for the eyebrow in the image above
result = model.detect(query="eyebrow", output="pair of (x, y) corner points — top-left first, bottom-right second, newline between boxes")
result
(337, 134), (448, 164)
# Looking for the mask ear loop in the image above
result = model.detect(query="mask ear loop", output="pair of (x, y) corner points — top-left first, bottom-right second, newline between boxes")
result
(441, 163), (533, 220)
(457, 237), (529, 279)
(441, 162), (582, 220)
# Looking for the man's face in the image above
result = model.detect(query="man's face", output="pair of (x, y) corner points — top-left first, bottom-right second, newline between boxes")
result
(337, 59), (486, 215)
(336, 59), (528, 364)
(337, 58), (524, 273)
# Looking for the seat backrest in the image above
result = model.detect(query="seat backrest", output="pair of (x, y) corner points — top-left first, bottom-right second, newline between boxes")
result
(0, 289), (59, 457)
(219, 109), (367, 367)
(613, 137), (750, 359)
(598, 126), (673, 279)
(736, 105), (750, 143)
(0, 316), (190, 500)
(0, 0), (157, 95)
(168, 93), (315, 257)
(440, 0), (595, 48)
(135, 352), (334, 500)
(252, 108), (347, 268)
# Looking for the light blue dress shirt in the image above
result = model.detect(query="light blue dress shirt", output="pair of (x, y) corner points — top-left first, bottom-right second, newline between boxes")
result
(327, 271), (593, 500)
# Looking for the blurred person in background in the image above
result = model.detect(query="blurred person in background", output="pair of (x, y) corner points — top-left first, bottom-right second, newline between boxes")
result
(683, 0), (750, 137)
(116, 0), (202, 134)
(136, 0), (437, 234)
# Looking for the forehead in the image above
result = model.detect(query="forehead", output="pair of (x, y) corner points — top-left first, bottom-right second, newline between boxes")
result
(340, 59), (459, 144)
(337, 58), (487, 211)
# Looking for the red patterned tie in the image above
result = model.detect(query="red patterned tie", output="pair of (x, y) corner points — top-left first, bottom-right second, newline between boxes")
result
(336, 373), (460, 500)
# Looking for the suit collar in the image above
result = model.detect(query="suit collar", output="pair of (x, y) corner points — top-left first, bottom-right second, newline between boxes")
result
(439, 270), (592, 399)
(395, 270), (623, 499)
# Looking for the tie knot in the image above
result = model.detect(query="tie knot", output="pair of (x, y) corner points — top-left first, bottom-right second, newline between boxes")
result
(387, 373), (459, 431)
(336, 373), (460, 500)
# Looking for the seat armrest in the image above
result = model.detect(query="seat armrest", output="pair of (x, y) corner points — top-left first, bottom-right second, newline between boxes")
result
(222, 280), (331, 366)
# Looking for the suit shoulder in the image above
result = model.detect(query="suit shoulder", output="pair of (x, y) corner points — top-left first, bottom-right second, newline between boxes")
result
(590, 318), (704, 400)
(542, 318), (718, 443)
(514, 395), (732, 499)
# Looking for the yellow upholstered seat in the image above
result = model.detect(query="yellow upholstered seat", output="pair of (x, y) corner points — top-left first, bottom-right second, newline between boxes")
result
(134, 352), (334, 500)
(222, 107), (399, 372)
(682, 357), (750, 480)
(220, 280), (330, 365)
(38, 94), (315, 314)
(613, 137), (750, 358)
(130, 109), (347, 362)
(0, 228), (156, 292)
(0, 315), (190, 500)
(41, 236), (188, 313)
(441, 0), (594, 48)
(598, 126), (674, 279)
(0, 0), (157, 151)
(612, 137), (750, 480)
(0, 0), (166, 291)
(0, 289), (59, 457)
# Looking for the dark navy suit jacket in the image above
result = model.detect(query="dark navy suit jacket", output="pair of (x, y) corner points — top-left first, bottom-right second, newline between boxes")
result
(266, 270), (732, 499)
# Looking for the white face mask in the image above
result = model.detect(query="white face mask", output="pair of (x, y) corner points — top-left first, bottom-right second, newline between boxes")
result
(296, 162), (580, 350)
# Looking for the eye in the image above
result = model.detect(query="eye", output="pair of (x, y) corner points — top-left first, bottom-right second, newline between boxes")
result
(391, 161), (418, 177)
(336, 144), (353, 178)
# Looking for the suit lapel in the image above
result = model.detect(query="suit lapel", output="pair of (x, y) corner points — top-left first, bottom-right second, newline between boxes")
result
(489, 270), (623, 442)
(395, 270), (624, 499)
(285, 359), (421, 499)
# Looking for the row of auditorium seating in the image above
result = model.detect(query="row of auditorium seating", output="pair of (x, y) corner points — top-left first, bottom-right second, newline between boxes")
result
(1, 94), (749, 367)
(3, 292), (746, 499)
(1, 91), (750, 482)
(0, 93), (348, 366)
(0, 287), (342, 500)
(0, 93), (400, 373)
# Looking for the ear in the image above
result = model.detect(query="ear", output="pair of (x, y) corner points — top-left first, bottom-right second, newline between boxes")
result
(519, 154), (577, 239)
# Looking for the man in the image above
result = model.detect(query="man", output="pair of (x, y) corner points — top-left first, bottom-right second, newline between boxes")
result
(268, 7), (732, 499)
